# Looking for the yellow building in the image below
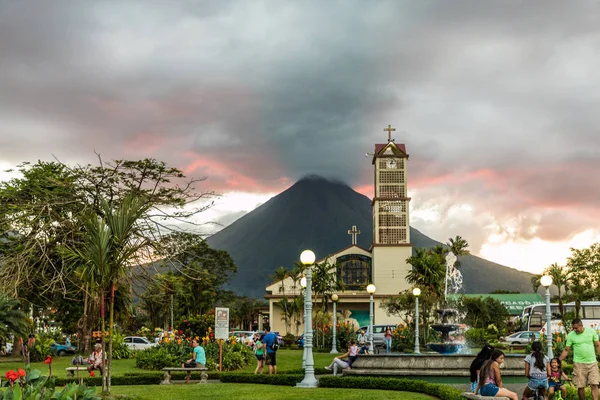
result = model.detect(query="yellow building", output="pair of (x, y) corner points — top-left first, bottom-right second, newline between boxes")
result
(265, 125), (413, 334)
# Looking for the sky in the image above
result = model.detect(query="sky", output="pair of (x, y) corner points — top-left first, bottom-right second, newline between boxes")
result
(1, 1), (599, 275)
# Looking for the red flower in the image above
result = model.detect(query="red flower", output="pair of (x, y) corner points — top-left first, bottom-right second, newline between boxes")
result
(18, 369), (26, 377)
(89, 371), (95, 377)
(5, 370), (18, 382)
(44, 355), (53, 364)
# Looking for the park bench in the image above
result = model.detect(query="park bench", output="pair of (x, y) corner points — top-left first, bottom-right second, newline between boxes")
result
(461, 393), (509, 400)
(65, 366), (88, 377)
(161, 367), (208, 384)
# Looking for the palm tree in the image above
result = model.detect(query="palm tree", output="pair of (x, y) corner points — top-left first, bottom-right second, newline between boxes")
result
(446, 236), (470, 269)
(0, 296), (27, 347)
(288, 263), (302, 292)
(271, 266), (288, 294)
(311, 260), (343, 312)
(277, 298), (293, 334)
(530, 274), (542, 293)
(61, 193), (149, 393)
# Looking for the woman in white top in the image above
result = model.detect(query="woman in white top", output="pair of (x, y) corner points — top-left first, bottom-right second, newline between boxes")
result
(324, 339), (359, 371)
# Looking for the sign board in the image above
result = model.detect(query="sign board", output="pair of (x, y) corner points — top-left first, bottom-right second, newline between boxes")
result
(215, 307), (229, 340)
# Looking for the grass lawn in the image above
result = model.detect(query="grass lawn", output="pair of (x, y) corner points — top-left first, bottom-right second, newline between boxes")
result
(107, 383), (435, 400)
(0, 349), (340, 377)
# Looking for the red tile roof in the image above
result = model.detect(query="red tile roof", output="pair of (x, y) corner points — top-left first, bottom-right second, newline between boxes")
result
(374, 143), (407, 155)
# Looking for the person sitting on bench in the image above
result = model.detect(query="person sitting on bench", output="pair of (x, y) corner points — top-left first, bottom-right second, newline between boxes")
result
(181, 339), (206, 383)
(87, 344), (104, 376)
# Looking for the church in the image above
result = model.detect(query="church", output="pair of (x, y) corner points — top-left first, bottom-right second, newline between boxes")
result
(264, 125), (413, 333)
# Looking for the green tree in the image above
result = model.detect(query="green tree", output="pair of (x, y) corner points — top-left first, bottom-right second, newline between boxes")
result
(406, 247), (446, 298)
(565, 243), (600, 316)
(271, 266), (289, 294)
(459, 296), (509, 331)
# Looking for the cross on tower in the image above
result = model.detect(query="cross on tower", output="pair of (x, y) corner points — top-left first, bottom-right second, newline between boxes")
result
(348, 225), (361, 245)
(384, 124), (396, 142)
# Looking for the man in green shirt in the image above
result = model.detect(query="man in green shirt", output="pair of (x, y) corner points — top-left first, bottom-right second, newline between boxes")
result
(559, 318), (600, 400)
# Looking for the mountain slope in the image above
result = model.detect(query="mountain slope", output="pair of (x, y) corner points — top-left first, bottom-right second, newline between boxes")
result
(207, 175), (535, 298)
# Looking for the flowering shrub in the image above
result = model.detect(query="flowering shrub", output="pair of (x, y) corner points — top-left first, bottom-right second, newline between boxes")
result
(312, 321), (357, 350)
(135, 335), (252, 371)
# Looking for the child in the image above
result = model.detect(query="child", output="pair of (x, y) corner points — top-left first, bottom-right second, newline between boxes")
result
(548, 357), (570, 400)
(522, 341), (550, 400)
(475, 349), (518, 400)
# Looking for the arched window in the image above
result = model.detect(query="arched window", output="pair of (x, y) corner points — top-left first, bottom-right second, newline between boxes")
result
(336, 254), (372, 290)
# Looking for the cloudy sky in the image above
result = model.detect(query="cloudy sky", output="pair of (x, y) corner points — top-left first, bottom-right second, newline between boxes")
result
(1, 1), (599, 274)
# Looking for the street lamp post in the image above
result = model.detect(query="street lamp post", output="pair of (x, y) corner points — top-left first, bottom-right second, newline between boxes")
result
(297, 250), (318, 388)
(541, 275), (554, 358)
(300, 277), (307, 369)
(367, 284), (376, 353)
(413, 288), (421, 355)
(331, 294), (339, 354)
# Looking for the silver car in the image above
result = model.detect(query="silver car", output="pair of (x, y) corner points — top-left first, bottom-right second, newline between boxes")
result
(123, 336), (157, 350)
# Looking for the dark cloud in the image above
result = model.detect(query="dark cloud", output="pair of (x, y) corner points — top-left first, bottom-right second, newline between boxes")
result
(1, 0), (600, 252)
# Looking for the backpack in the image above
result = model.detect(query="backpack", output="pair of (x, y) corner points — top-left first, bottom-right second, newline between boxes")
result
(269, 334), (279, 351)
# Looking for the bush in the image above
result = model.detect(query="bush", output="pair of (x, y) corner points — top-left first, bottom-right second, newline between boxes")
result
(318, 376), (463, 400)
(111, 333), (133, 360)
(30, 336), (55, 362)
(219, 373), (303, 386)
(282, 333), (296, 347)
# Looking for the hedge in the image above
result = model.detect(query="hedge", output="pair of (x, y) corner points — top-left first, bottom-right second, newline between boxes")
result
(219, 373), (304, 386)
(318, 376), (463, 400)
(53, 374), (162, 386)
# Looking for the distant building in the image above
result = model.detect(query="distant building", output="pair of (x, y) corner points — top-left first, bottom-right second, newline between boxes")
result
(265, 125), (413, 333)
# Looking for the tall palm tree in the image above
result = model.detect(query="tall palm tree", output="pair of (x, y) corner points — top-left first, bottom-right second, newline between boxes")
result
(446, 236), (470, 269)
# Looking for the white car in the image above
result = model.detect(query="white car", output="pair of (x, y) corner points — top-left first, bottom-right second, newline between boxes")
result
(123, 336), (156, 350)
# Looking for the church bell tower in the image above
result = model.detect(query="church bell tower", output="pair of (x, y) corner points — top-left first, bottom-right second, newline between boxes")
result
(370, 125), (413, 294)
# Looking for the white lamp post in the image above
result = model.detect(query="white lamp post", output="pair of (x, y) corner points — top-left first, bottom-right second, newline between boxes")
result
(297, 250), (318, 388)
(331, 294), (339, 354)
(413, 287), (421, 355)
(367, 284), (376, 353)
(541, 275), (554, 358)
(300, 276), (307, 369)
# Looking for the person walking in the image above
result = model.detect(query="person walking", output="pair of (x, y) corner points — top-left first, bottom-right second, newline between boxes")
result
(262, 326), (278, 375)
(384, 326), (393, 354)
(253, 333), (265, 375)
(475, 349), (518, 400)
(559, 318), (600, 400)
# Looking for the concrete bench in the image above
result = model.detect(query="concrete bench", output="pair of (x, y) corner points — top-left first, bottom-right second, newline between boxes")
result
(161, 367), (208, 384)
(508, 343), (528, 352)
(461, 393), (509, 400)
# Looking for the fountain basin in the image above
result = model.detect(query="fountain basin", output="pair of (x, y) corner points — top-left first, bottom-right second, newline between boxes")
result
(427, 343), (465, 354)
(344, 353), (524, 377)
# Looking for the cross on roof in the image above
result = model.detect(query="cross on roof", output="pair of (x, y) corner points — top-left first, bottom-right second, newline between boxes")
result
(384, 124), (396, 142)
(348, 225), (361, 245)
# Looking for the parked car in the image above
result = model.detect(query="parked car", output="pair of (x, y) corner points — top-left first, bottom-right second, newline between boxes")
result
(51, 342), (77, 356)
(500, 331), (540, 345)
(231, 331), (256, 344)
(123, 336), (157, 351)
(357, 325), (396, 347)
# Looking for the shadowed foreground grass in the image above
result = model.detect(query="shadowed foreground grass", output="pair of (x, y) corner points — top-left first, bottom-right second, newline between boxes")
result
(106, 383), (435, 400)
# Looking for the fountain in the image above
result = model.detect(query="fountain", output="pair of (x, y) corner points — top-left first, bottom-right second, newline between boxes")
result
(427, 253), (465, 354)
(427, 308), (464, 354)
